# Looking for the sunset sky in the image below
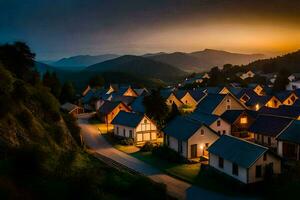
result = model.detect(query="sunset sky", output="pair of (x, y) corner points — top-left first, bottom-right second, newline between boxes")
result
(1, 0), (300, 60)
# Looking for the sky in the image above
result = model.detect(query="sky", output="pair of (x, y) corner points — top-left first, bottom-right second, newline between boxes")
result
(1, 0), (300, 60)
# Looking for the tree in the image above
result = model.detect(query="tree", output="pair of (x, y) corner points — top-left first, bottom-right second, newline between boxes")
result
(143, 89), (168, 129)
(42, 71), (61, 98)
(89, 75), (104, 88)
(0, 63), (14, 94)
(60, 81), (76, 103)
(272, 68), (290, 93)
(167, 102), (180, 121)
(208, 66), (224, 86)
(0, 42), (35, 80)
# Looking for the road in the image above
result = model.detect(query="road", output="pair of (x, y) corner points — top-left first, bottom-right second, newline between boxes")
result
(78, 119), (256, 200)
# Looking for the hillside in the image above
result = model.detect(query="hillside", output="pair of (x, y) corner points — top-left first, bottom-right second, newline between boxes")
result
(246, 50), (300, 73)
(85, 55), (187, 82)
(52, 54), (119, 68)
(147, 49), (265, 72)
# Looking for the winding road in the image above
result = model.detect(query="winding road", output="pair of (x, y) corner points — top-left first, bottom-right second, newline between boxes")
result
(78, 119), (256, 200)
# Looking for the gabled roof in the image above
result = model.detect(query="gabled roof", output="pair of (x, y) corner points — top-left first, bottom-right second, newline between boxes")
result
(235, 88), (258, 99)
(99, 101), (124, 115)
(220, 110), (244, 124)
(187, 112), (219, 126)
(163, 116), (215, 141)
(194, 94), (226, 114)
(175, 90), (187, 99)
(208, 135), (268, 168)
(110, 94), (136, 106)
(278, 120), (300, 144)
(134, 88), (149, 96)
(275, 91), (293, 102)
(245, 95), (272, 107)
(259, 105), (300, 119)
(131, 96), (145, 113)
(111, 111), (144, 128)
(160, 89), (174, 99)
(188, 90), (207, 102)
(82, 88), (106, 104)
(248, 115), (293, 137)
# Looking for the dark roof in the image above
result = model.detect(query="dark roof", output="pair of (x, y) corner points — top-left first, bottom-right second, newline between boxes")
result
(275, 91), (293, 102)
(278, 120), (300, 144)
(259, 105), (300, 119)
(235, 88), (258, 99)
(175, 90), (187, 99)
(220, 110), (244, 124)
(99, 101), (123, 114)
(188, 112), (219, 126)
(163, 116), (207, 141)
(131, 96), (145, 113)
(208, 135), (268, 168)
(195, 94), (225, 114)
(205, 87), (224, 94)
(248, 115), (293, 137)
(188, 90), (207, 102)
(111, 111), (144, 128)
(245, 95), (272, 107)
(294, 99), (300, 107)
(160, 89), (173, 99)
(111, 94), (136, 106)
(134, 88), (149, 96)
(82, 88), (106, 104)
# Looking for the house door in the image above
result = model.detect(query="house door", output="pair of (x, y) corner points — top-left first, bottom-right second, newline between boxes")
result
(191, 144), (197, 158)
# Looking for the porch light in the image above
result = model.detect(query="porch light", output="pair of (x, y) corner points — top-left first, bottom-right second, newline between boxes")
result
(255, 104), (260, 111)
(200, 145), (204, 149)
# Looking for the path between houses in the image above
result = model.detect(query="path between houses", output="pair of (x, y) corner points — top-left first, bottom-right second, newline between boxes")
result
(78, 119), (256, 200)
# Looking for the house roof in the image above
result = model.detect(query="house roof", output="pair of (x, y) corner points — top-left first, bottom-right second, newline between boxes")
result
(163, 116), (211, 141)
(248, 115), (293, 137)
(61, 102), (79, 112)
(235, 88), (258, 99)
(278, 120), (300, 144)
(220, 110), (244, 124)
(110, 94), (136, 106)
(259, 105), (300, 119)
(188, 90), (207, 102)
(99, 101), (123, 115)
(134, 88), (149, 96)
(187, 112), (219, 126)
(275, 91), (293, 102)
(131, 96), (145, 113)
(175, 90), (187, 99)
(208, 135), (268, 169)
(293, 99), (300, 107)
(160, 89), (173, 99)
(245, 95), (272, 107)
(111, 111), (144, 128)
(194, 94), (226, 114)
(82, 88), (106, 104)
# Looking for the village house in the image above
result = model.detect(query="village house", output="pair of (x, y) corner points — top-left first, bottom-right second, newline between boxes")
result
(61, 102), (84, 117)
(234, 88), (259, 103)
(112, 111), (158, 145)
(245, 95), (281, 111)
(208, 135), (281, 184)
(277, 120), (300, 160)
(194, 93), (246, 116)
(221, 110), (257, 139)
(163, 116), (220, 159)
(130, 96), (146, 114)
(81, 88), (106, 111)
(161, 90), (184, 108)
(188, 112), (231, 135)
(288, 73), (300, 82)
(248, 84), (265, 96)
(237, 70), (255, 80)
(98, 100), (131, 123)
(286, 80), (300, 91)
(275, 91), (298, 106)
(203, 86), (230, 95)
(249, 115), (293, 151)
(179, 90), (206, 109)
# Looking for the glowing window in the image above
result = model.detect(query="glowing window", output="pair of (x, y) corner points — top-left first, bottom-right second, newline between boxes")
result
(240, 117), (248, 124)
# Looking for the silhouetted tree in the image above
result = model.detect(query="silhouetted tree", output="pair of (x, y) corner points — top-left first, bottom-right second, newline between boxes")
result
(272, 68), (290, 93)
(143, 89), (168, 129)
(42, 71), (61, 98)
(0, 63), (14, 94)
(208, 66), (224, 86)
(60, 81), (76, 103)
(167, 102), (180, 121)
(89, 75), (104, 88)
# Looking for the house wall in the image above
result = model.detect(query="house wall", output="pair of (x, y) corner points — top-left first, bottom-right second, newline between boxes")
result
(213, 94), (245, 116)
(114, 125), (135, 138)
(253, 85), (264, 96)
(187, 126), (219, 159)
(209, 153), (248, 183)
(180, 93), (198, 108)
(265, 96), (282, 108)
(105, 104), (131, 123)
(286, 81), (300, 91)
(167, 136), (188, 158)
(248, 153), (281, 183)
(166, 93), (183, 108)
(254, 134), (278, 149)
(282, 93), (298, 106)
(124, 88), (138, 97)
(210, 118), (231, 135)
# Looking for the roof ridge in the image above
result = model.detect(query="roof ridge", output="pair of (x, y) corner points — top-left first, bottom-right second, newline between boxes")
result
(223, 134), (268, 150)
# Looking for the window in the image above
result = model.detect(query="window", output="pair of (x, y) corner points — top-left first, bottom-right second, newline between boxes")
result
(144, 119), (147, 123)
(263, 153), (267, 161)
(291, 96), (296, 102)
(218, 157), (224, 168)
(200, 129), (204, 135)
(217, 120), (221, 126)
(242, 95), (250, 102)
(123, 129), (126, 136)
(178, 140), (182, 153)
(222, 130), (226, 135)
(268, 137), (271, 146)
(232, 163), (239, 176)
(205, 143), (209, 148)
(169, 100), (173, 103)
(227, 105), (231, 110)
(274, 100), (278, 107)
(116, 127), (119, 134)
(218, 131), (221, 134)
(185, 100), (188, 104)
(256, 165), (262, 178)
(240, 117), (248, 124)
(227, 99), (231, 103)
(129, 130), (133, 138)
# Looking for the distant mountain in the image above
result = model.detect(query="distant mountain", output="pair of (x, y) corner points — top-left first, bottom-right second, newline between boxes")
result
(147, 49), (265, 72)
(245, 50), (300, 73)
(34, 61), (56, 75)
(84, 55), (187, 82)
(52, 54), (120, 67)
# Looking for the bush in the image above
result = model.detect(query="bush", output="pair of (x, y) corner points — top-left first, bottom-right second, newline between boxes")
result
(62, 113), (82, 147)
(152, 145), (185, 163)
(140, 141), (156, 152)
(119, 138), (134, 146)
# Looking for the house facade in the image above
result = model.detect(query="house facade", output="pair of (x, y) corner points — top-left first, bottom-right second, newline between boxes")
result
(208, 135), (281, 184)
(98, 101), (131, 123)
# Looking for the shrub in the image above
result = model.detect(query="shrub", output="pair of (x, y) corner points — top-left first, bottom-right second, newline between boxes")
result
(140, 141), (156, 152)
(119, 138), (134, 146)
(152, 145), (185, 163)
(62, 113), (82, 147)
(17, 109), (33, 128)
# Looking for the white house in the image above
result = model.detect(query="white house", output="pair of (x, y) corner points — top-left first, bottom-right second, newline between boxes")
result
(111, 111), (158, 145)
(163, 116), (220, 159)
(239, 70), (255, 80)
(286, 80), (300, 91)
(208, 135), (281, 184)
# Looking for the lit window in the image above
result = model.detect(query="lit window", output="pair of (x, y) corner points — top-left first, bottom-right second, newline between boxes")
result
(200, 129), (204, 135)
(240, 117), (248, 124)
(217, 120), (221, 126)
